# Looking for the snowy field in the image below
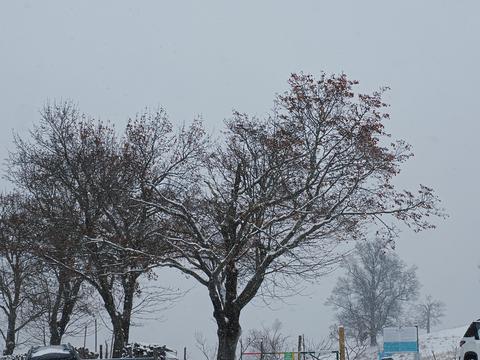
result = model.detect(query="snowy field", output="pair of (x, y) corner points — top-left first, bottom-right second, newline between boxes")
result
(362, 325), (466, 360)
(417, 325), (465, 360)
(0, 325), (467, 360)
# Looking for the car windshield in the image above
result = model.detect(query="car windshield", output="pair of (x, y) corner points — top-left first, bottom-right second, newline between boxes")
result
(32, 356), (73, 360)
(464, 322), (480, 339)
(30, 347), (75, 360)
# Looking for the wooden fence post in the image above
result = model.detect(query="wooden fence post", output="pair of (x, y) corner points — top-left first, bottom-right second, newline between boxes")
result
(338, 326), (346, 360)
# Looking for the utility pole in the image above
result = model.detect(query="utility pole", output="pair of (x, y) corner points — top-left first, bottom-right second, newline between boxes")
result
(302, 334), (305, 360)
(415, 325), (420, 360)
(95, 319), (98, 353)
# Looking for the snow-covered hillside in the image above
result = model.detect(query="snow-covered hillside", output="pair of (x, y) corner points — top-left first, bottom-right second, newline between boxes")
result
(351, 325), (466, 360)
(417, 325), (465, 360)
(374, 325), (466, 360)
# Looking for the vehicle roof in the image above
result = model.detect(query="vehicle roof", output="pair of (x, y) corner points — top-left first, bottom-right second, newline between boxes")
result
(30, 345), (74, 359)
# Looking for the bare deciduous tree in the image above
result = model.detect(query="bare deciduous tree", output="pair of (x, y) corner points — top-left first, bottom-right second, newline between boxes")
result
(21, 189), (96, 345)
(242, 320), (290, 360)
(327, 239), (420, 346)
(8, 104), (195, 357)
(415, 295), (445, 333)
(195, 332), (218, 360)
(25, 267), (97, 346)
(147, 73), (443, 360)
(0, 194), (43, 354)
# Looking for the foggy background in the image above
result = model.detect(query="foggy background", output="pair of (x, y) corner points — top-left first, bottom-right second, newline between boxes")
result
(1, 0), (479, 357)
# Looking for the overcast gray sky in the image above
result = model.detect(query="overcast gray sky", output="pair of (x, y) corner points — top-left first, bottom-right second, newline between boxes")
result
(1, 0), (479, 357)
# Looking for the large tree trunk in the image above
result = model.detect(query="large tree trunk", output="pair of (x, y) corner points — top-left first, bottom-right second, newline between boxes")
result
(212, 261), (242, 360)
(112, 318), (127, 359)
(49, 275), (83, 345)
(3, 269), (22, 356)
(49, 329), (62, 346)
(98, 284), (125, 358)
(3, 315), (17, 355)
(48, 274), (64, 345)
(216, 314), (241, 360)
(102, 298), (127, 358)
(98, 273), (138, 358)
(121, 275), (136, 346)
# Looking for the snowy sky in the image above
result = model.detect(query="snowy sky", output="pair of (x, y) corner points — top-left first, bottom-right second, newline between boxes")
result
(1, 0), (480, 357)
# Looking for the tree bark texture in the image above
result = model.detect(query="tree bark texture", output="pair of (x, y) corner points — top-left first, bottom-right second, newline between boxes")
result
(215, 310), (241, 360)
(3, 316), (17, 355)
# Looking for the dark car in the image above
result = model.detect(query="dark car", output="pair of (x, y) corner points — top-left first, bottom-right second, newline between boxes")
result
(26, 344), (81, 360)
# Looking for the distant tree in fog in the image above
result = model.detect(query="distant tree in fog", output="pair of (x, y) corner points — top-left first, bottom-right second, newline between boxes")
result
(415, 295), (445, 333)
(327, 239), (420, 346)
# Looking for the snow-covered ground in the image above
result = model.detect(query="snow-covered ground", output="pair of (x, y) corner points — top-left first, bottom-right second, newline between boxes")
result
(345, 325), (466, 360)
(370, 325), (466, 360)
(418, 325), (465, 360)
(0, 325), (467, 360)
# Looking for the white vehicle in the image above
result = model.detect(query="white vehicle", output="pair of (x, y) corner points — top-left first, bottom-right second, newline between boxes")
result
(459, 320), (480, 360)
